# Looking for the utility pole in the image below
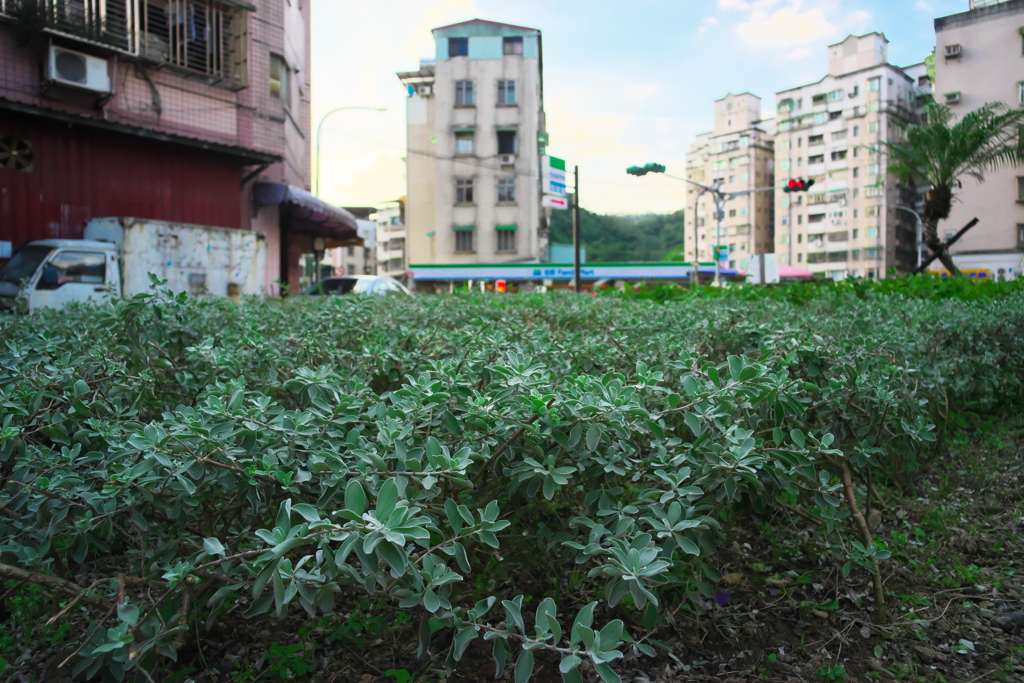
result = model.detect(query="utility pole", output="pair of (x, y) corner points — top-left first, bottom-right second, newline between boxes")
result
(573, 165), (581, 293)
(692, 188), (706, 287)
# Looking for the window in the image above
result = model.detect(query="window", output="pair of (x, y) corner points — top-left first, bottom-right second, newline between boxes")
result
(832, 130), (848, 141)
(868, 164), (881, 175)
(455, 178), (474, 203)
(729, 209), (737, 218)
(852, 85), (860, 97)
(808, 213), (825, 224)
(829, 111), (842, 120)
(37, 251), (106, 289)
(829, 89), (842, 100)
(449, 37), (469, 57)
(853, 125), (859, 137)
(454, 227), (474, 252)
(868, 77), (881, 92)
(134, 0), (248, 83)
(814, 113), (827, 125)
(798, 215), (803, 225)
(1018, 224), (1024, 247)
(498, 79), (516, 105)
(496, 226), (517, 252)
(809, 134), (824, 146)
(1018, 177), (1024, 201)
(497, 177), (516, 203)
(869, 122), (878, 134)
(781, 161), (790, 170)
(853, 167), (859, 178)
(808, 154), (824, 164)
(455, 80), (474, 106)
(497, 130), (517, 155)
(831, 150), (848, 161)
(455, 131), (474, 156)
(503, 37), (523, 55)
(1019, 82), (1024, 106)
(270, 54), (289, 106)
(868, 228), (878, 238)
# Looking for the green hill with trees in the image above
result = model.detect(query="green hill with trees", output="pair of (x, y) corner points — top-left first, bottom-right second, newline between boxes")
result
(548, 200), (685, 262)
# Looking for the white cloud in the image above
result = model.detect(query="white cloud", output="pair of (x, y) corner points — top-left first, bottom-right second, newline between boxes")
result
(915, 0), (934, 11)
(736, 4), (835, 48)
(717, 0), (873, 50)
(626, 83), (661, 100)
(699, 16), (720, 34)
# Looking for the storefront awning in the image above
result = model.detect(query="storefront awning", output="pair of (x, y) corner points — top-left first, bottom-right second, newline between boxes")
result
(254, 182), (359, 243)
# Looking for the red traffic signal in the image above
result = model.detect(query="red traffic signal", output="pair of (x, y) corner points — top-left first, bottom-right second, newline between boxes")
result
(496, 279), (507, 294)
(783, 178), (816, 193)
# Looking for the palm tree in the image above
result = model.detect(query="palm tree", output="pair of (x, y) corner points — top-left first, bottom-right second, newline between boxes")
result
(886, 102), (1024, 276)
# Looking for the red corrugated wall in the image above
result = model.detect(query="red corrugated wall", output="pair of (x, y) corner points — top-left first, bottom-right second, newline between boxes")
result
(0, 112), (243, 247)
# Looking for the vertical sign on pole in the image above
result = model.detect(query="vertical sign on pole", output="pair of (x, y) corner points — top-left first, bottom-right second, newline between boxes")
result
(573, 165), (581, 293)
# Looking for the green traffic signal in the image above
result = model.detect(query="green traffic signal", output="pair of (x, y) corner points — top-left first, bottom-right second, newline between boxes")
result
(627, 163), (667, 176)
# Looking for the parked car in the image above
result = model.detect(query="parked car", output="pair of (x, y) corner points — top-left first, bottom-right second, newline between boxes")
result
(303, 275), (411, 297)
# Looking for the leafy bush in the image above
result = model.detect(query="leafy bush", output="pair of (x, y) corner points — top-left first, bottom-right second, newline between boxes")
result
(1, 283), (1023, 681)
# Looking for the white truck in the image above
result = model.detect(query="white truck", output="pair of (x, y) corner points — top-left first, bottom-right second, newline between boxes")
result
(0, 217), (266, 314)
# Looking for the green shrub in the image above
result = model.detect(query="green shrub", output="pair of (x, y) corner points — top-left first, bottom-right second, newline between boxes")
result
(1, 283), (1022, 681)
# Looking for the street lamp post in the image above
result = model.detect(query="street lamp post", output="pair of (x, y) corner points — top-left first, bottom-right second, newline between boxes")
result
(893, 205), (925, 270)
(628, 163), (775, 286)
(314, 106), (386, 197)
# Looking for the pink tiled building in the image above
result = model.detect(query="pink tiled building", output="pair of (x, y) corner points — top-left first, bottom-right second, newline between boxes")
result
(0, 0), (355, 294)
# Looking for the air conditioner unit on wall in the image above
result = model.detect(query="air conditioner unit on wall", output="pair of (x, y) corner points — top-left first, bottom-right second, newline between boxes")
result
(420, 85), (433, 97)
(499, 154), (516, 166)
(46, 46), (111, 94)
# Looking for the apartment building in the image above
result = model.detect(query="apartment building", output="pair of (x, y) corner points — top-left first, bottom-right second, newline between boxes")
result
(397, 19), (546, 266)
(933, 0), (1024, 278)
(773, 34), (931, 279)
(684, 93), (775, 270)
(374, 201), (408, 280)
(0, 0), (356, 294)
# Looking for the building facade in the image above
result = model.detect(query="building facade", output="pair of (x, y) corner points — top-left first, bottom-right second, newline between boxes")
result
(397, 19), (546, 266)
(684, 93), (775, 270)
(374, 201), (407, 280)
(773, 34), (931, 279)
(0, 0), (354, 294)
(932, 0), (1024, 278)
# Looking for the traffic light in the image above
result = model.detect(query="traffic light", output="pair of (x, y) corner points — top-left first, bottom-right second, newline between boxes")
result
(495, 279), (507, 294)
(627, 163), (667, 176)
(783, 178), (817, 193)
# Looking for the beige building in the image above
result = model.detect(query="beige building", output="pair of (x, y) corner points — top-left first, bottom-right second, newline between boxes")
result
(397, 20), (546, 266)
(773, 34), (932, 279)
(374, 201), (408, 280)
(932, 0), (1024, 278)
(684, 93), (776, 270)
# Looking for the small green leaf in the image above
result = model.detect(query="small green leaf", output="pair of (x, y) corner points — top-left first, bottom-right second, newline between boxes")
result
(376, 478), (399, 520)
(203, 537), (226, 556)
(586, 424), (600, 451)
(116, 602), (140, 626)
(514, 650), (534, 683)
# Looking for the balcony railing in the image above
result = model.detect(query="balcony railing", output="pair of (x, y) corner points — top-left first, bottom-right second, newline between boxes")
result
(0, 0), (249, 88)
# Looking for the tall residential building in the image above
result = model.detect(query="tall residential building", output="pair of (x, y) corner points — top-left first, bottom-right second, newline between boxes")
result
(0, 0), (358, 295)
(397, 19), (546, 265)
(773, 34), (932, 279)
(684, 93), (776, 270)
(933, 0), (1024, 277)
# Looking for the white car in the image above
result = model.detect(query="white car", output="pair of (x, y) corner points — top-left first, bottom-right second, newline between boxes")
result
(303, 275), (411, 297)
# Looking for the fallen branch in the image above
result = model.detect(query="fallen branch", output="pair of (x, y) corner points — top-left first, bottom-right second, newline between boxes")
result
(0, 562), (113, 612)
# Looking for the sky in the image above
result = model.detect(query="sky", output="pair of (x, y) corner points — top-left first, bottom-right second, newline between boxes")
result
(311, 0), (967, 215)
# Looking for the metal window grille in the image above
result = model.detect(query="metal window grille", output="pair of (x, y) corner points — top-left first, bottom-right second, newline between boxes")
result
(455, 133), (474, 156)
(455, 230), (474, 252)
(455, 80), (474, 106)
(496, 229), (516, 252)
(497, 79), (516, 105)
(497, 177), (515, 202)
(503, 37), (522, 55)
(455, 179), (474, 204)
(0, 0), (248, 86)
